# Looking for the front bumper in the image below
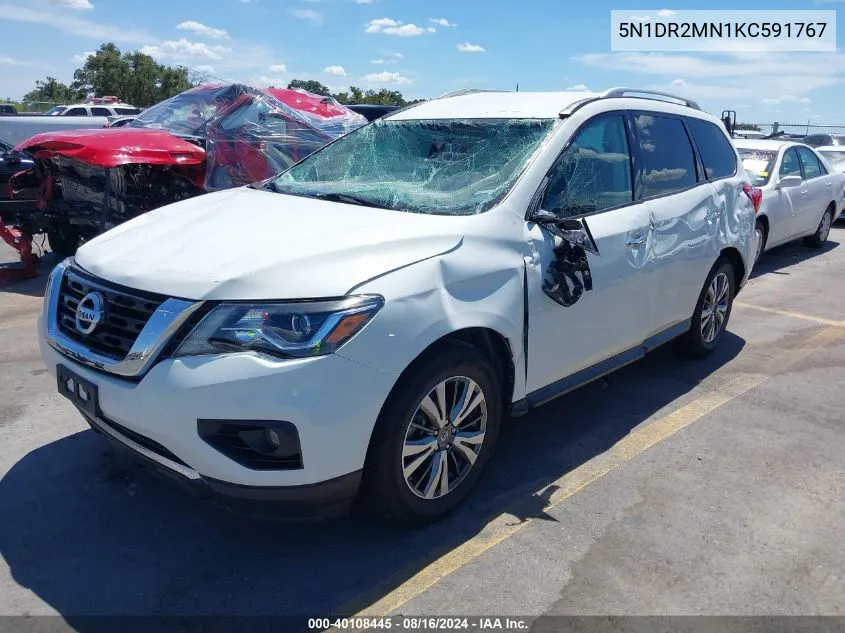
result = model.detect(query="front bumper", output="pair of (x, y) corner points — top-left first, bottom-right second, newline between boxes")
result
(39, 318), (397, 506)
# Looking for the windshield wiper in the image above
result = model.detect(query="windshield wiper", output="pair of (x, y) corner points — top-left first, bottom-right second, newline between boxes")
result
(308, 192), (390, 209)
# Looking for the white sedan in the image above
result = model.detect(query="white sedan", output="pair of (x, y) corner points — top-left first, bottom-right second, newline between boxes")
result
(735, 139), (844, 263)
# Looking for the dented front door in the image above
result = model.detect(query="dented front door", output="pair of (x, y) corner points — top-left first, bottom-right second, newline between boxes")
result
(525, 202), (654, 394)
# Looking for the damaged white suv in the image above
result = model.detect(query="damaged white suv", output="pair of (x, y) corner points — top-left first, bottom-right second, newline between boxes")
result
(39, 88), (760, 525)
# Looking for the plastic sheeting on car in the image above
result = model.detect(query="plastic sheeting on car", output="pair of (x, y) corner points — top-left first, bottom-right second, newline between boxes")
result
(129, 83), (368, 191)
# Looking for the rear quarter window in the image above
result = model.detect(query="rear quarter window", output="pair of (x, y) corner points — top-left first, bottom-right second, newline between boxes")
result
(64, 107), (88, 116)
(686, 118), (737, 180)
(115, 107), (141, 115)
(91, 107), (112, 116)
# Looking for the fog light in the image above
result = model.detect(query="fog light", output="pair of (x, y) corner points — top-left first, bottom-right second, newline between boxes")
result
(265, 428), (281, 449)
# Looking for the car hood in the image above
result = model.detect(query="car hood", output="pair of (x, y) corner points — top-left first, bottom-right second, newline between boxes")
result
(74, 187), (465, 300)
(17, 127), (205, 168)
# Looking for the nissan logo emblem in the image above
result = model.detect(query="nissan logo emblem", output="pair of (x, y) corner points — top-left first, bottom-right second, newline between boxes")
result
(75, 291), (105, 335)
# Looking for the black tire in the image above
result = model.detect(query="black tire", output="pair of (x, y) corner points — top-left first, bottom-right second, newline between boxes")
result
(754, 219), (767, 265)
(803, 205), (834, 248)
(676, 257), (736, 357)
(47, 221), (82, 258)
(361, 343), (502, 527)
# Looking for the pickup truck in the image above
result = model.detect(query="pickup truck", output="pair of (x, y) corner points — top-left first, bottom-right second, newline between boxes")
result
(0, 114), (108, 146)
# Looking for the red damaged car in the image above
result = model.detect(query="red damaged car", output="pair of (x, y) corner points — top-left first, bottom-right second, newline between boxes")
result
(10, 83), (367, 255)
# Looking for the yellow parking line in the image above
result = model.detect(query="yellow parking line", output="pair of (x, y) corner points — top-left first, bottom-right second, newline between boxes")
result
(734, 301), (845, 328)
(342, 324), (845, 621)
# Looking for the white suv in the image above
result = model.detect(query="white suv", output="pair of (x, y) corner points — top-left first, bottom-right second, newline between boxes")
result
(38, 88), (760, 525)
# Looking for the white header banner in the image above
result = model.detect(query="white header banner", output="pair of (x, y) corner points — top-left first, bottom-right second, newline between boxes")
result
(611, 10), (836, 52)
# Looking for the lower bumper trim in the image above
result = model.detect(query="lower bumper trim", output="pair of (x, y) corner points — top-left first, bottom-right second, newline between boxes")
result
(81, 410), (362, 519)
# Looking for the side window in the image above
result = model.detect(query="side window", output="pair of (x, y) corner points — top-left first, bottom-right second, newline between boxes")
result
(65, 107), (87, 116)
(796, 146), (822, 179)
(634, 114), (698, 197)
(779, 148), (802, 178)
(91, 107), (112, 116)
(686, 118), (737, 180)
(541, 115), (633, 217)
(115, 107), (141, 115)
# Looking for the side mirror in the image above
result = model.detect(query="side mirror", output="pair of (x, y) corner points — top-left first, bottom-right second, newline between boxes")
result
(777, 174), (802, 189)
(530, 209), (599, 255)
(3, 150), (21, 164)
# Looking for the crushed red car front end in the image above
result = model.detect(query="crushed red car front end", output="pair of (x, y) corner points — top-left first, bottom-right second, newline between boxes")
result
(10, 83), (367, 256)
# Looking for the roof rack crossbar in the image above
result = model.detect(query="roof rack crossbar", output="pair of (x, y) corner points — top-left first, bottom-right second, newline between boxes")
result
(599, 87), (701, 111)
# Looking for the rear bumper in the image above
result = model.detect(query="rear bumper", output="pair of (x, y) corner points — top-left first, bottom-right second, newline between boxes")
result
(82, 408), (362, 519)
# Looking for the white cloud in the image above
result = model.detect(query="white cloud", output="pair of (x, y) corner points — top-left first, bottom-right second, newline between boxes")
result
(50, 0), (93, 9)
(176, 21), (229, 40)
(365, 18), (426, 36)
(427, 27), (436, 33)
(72, 51), (95, 62)
(760, 95), (812, 105)
(195, 64), (215, 73)
(324, 65), (347, 76)
(141, 39), (231, 61)
(370, 58), (398, 65)
(394, 52), (403, 58)
(0, 56), (24, 65)
(430, 18), (456, 27)
(566, 84), (590, 91)
(630, 15), (650, 22)
(354, 0), (374, 3)
(364, 71), (412, 85)
(657, 9), (676, 16)
(0, 4), (151, 43)
(268, 64), (288, 73)
(289, 8), (323, 26)
(457, 42), (486, 53)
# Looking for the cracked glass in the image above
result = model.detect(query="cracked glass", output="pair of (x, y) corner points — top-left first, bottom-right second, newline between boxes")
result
(267, 118), (556, 216)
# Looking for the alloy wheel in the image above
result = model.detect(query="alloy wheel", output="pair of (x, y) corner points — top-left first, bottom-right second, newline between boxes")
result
(701, 272), (730, 344)
(401, 376), (487, 500)
(754, 226), (764, 263)
(819, 211), (832, 243)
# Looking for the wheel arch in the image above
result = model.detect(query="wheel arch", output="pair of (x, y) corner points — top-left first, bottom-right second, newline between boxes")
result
(720, 246), (746, 291)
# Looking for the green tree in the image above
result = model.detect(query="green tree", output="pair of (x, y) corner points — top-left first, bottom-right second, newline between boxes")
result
(329, 85), (410, 107)
(734, 123), (762, 132)
(68, 42), (192, 107)
(287, 79), (331, 96)
(22, 77), (84, 106)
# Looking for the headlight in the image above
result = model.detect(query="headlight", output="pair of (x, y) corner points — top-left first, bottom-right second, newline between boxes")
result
(173, 295), (384, 359)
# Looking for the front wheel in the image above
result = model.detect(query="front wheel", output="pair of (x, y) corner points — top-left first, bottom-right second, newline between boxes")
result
(803, 206), (833, 249)
(47, 222), (83, 258)
(677, 257), (735, 357)
(361, 344), (502, 526)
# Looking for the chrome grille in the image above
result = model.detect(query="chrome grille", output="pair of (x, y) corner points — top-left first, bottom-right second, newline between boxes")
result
(57, 268), (166, 359)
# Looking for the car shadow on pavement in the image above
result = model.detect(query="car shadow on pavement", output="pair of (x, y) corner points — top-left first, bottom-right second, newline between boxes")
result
(0, 333), (745, 626)
(751, 238), (839, 279)
(0, 248), (57, 298)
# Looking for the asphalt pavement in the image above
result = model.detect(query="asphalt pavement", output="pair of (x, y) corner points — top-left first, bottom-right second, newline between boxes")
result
(0, 226), (843, 630)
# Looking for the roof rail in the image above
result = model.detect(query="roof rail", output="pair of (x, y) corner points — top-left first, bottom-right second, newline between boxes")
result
(437, 88), (509, 100)
(599, 87), (701, 111)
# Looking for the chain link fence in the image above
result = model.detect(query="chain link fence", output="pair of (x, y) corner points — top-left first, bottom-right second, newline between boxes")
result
(742, 122), (845, 138)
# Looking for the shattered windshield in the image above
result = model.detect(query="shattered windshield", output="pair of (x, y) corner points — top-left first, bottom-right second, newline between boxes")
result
(130, 85), (243, 136)
(267, 118), (556, 215)
(737, 148), (777, 186)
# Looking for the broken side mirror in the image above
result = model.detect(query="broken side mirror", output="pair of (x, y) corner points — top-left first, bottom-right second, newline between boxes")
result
(531, 209), (599, 255)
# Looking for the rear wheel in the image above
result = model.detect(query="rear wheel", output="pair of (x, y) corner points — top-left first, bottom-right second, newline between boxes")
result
(804, 205), (834, 249)
(361, 344), (502, 526)
(677, 257), (735, 357)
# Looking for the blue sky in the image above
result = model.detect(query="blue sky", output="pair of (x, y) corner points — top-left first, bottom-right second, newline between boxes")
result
(1, 0), (845, 125)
